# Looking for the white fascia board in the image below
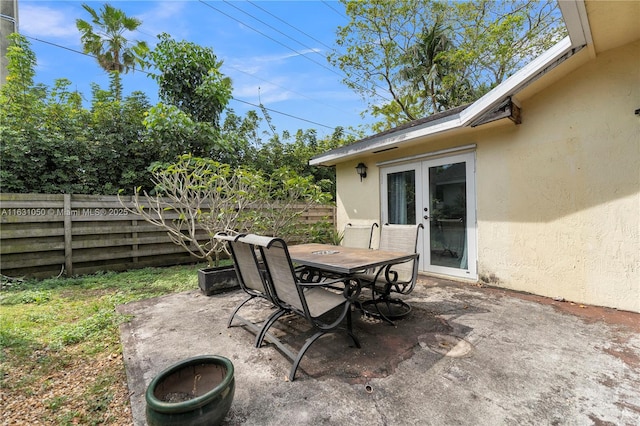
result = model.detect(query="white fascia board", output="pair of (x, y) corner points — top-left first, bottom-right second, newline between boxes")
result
(458, 36), (573, 125)
(308, 112), (463, 166)
(558, 0), (593, 47)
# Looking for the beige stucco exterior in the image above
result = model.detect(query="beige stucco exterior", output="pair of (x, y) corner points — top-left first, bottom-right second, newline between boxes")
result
(334, 38), (640, 312)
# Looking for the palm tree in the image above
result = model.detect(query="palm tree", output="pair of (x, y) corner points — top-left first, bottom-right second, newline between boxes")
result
(76, 3), (148, 100)
(399, 21), (463, 114)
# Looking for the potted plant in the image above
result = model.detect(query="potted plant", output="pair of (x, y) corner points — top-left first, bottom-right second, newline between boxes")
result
(121, 155), (259, 295)
(120, 155), (332, 295)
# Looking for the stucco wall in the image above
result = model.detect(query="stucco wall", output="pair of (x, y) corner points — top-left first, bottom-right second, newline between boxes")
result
(476, 40), (639, 312)
(335, 161), (379, 228)
(335, 40), (639, 312)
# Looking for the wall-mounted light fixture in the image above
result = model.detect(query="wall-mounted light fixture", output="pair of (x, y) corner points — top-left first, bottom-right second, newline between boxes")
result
(355, 162), (367, 181)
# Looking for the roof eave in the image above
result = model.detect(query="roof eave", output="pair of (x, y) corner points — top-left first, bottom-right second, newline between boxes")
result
(458, 36), (574, 126)
(309, 111), (464, 166)
(311, 36), (577, 167)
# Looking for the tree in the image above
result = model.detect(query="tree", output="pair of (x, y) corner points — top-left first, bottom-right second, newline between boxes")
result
(123, 155), (261, 267)
(0, 34), (160, 195)
(76, 3), (149, 100)
(249, 167), (332, 240)
(142, 34), (234, 159)
(444, 0), (564, 88)
(0, 34), (93, 194)
(88, 83), (154, 194)
(399, 20), (474, 113)
(0, 33), (45, 128)
(149, 33), (232, 126)
(329, 0), (566, 130)
(122, 155), (332, 267)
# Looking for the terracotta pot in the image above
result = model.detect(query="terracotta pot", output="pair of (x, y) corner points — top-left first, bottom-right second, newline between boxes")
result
(145, 355), (235, 426)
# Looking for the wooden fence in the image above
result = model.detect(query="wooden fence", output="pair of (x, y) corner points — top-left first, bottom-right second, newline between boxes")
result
(0, 193), (335, 279)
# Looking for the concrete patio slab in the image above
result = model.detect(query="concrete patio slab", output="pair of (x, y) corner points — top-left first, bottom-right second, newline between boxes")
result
(117, 277), (640, 425)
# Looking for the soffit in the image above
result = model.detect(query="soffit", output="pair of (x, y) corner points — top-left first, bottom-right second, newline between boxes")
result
(586, 0), (640, 53)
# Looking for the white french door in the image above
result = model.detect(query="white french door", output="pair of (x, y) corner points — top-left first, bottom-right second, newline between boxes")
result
(381, 152), (477, 279)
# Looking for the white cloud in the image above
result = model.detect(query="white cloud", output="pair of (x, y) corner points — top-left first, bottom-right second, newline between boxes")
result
(19, 5), (79, 41)
(139, 1), (185, 21)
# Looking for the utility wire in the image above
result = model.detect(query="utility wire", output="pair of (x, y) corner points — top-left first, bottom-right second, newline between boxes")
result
(322, 0), (349, 20)
(198, 0), (391, 103)
(231, 97), (345, 131)
(247, 0), (336, 53)
(215, 1), (367, 119)
(244, 0), (393, 105)
(220, 62), (359, 119)
(222, 0), (327, 62)
(198, 1), (342, 80)
(22, 35), (356, 134)
(23, 35), (155, 77)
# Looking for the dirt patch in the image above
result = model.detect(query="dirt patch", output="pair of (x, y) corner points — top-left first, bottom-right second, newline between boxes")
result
(603, 346), (640, 369)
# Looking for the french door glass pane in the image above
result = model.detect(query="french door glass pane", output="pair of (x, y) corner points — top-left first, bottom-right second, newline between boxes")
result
(387, 170), (416, 225)
(429, 162), (468, 269)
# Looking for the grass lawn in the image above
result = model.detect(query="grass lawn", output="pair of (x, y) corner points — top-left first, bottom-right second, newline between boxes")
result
(0, 263), (220, 425)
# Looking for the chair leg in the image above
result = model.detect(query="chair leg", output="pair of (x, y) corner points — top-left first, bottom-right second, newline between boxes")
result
(359, 287), (395, 325)
(227, 296), (254, 328)
(371, 297), (396, 326)
(289, 330), (325, 382)
(255, 309), (287, 348)
(288, 326), (361, 382)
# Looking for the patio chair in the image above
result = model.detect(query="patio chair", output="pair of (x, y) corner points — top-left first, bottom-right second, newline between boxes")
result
(250, 235), (361, 381)
(301, 222), (379, 282)
(215, 232), (286, 348)
(342, 222), (378, 249)
(357, 223), (423, 324)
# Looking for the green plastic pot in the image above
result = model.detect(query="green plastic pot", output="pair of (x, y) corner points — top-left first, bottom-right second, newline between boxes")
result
(145, 355), (235, 426)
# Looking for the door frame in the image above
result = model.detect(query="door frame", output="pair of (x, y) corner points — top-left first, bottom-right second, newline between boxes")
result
(380, 151), (477, 280)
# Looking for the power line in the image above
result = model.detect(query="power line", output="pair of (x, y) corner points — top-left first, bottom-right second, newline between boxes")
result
(224, 1), (394, 105)
(247, 0), (336, 54)
(243, 0), (393, 105)
(214, 1), (369, 120)
(198, 1), (343, 81)
(231, 97), (338, 131)
(197, 0), (391, 104)
(220, 63), (358, 120)
(22, 35), (357, 135)
(23, 35), (155, 77)
(222, 0), (327, 62)
(322, 0), (348, 20)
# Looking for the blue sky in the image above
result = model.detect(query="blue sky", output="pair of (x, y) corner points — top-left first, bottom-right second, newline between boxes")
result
(18, 0), (375, 138)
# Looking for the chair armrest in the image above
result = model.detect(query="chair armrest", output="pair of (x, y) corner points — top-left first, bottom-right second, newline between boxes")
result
(298, 277), (362, 302)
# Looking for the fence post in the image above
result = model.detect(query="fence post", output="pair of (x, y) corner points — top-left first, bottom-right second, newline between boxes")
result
(64, 193), (73, 276)
(129, 196), (139, 264)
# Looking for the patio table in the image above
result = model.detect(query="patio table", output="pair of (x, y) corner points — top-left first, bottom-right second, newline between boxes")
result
(288, 243), (418, 323)
(288, 243), (417, 276)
